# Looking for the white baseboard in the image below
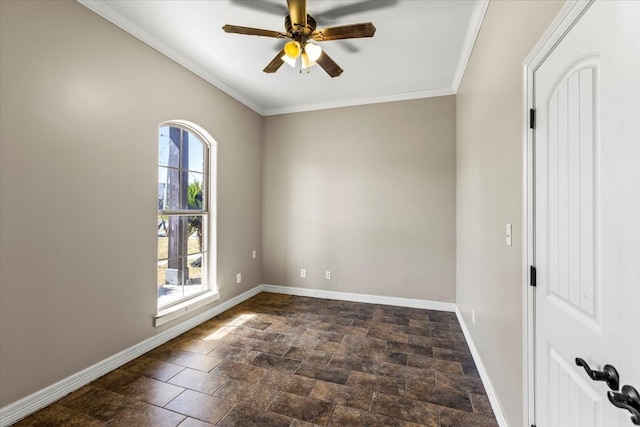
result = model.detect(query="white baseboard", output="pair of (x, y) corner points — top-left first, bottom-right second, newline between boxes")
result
(261, 284), (456, 312)
(454, 307), (509, 427)
(0, 286), (262, 427)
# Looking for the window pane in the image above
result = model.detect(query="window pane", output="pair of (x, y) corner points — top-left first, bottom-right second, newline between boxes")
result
(186, 215), (204, 254)
(187, 254), (204, 291)
(188, 135), (204, 173)
(157, 217), (168, 259)
(157, 259), (184, 307)
(159, 127), (182, 168)
(160, 166), (187, 210)
(158, 127), (170, 167)
(187, 173), (204, 211)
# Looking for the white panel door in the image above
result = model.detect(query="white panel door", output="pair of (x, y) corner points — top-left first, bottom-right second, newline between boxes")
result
(534, 1), (640, 426)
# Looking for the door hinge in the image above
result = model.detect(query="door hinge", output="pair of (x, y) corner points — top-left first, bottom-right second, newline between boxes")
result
(530, 265), (537, 287)
(529, 108), (536, 129)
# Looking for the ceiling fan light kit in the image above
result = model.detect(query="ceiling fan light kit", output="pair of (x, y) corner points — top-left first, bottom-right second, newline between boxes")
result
(222, 0), (376, 78)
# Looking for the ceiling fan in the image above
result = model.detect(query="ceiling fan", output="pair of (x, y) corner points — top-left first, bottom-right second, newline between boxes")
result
(222, 0), (377, 77)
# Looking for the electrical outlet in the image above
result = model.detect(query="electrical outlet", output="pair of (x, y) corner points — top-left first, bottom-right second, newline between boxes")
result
(325, 271), (332, 280)
(472, 310), (476, 324)
(252, 250), (257, 259)
(300, 268), (307, 278)
(236, 273), (242, 284)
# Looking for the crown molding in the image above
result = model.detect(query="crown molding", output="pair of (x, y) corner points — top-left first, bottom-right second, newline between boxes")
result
(452, 0), (489, 92)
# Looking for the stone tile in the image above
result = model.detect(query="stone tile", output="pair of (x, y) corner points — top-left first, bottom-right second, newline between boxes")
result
(291, 419), (325, 427)
(366, 326), (409, 343)
(370, 392), (439, 426)
(114, 375), (185, 407)
(165, 390), (235, 425)
(309, 381), (373, 411)
(328, 354), (380, 375)
(346, 371), (406, 397)
(267, 392), (335, 425)
(62, 387), (136, 422)
(470, 393), (494, 415)
(378, 362), (436, 382)
(295, 362), (351, 385)
(172, 337), (220, 355)
(166, 350), (224, 372)
(437, 372), (486, 394)
(122, 356), (185, 382)
(406, 379), (473, 412)
(387, 341), (433, 357)
(219, 404), (292, 427)
(16, 294), (493, 427)
(429, 336), (470, 351)
(433, 347), (474, 363)
(407, 354), (464, 375)
(92, 369), (139, 390)
(284, 346), (333, 366)
(439, 407), (499, 427)
(250, 352), (302, 372)
(463, 362), (481, 377)
(259, 370), (316, 396)
(326, 324), (369, 337)
(12, 404), (104, 427)
(428, 311), (459, 324)
(214, 379), (280, 409)
(243, 319), (273, 330)
(208, 344), (260, 364)
(373, 315), (411, 327)
(337, 311), (373, 321)
(342, 335), (387, 352)
(168, 368), (229, 395)
(211, 360), (268, 384)
(331, 317), (355, 327)
(178, 418), (216, 427)
(105, 401), (185, 427)
(248, 338), (292, 356)
(314, 340), (348, 354)
(407, 334), (434, 349)
(302, 329), (345, 343)
(432, 329), (466, 342)
(238, 327), (281, 341)
(55, 385), (96, 406)
(327, 405), (403, 427)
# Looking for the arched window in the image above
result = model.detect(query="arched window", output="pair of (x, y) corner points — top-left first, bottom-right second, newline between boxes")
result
(157, 121), (215, 312)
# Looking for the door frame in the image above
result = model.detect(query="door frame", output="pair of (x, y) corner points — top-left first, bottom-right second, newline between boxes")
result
(521, 1), (594, 426)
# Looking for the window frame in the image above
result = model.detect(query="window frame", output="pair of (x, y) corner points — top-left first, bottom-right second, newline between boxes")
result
(155, 120), (218, 326)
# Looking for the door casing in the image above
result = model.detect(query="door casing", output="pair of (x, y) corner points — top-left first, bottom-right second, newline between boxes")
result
(521, 1), (594, 426)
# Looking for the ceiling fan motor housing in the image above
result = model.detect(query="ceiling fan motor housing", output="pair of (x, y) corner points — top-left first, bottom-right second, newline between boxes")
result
(285, 14), (316, 39)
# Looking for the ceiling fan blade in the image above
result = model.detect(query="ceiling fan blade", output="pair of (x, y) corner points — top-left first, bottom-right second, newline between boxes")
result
(230, 0), (288, 16)
(287, 0), (307, 29)
(222, 25), (287, 39)
(315, 0), (398, 21)
(263, 49), (286, 73)
(311, 23), (376, 41)
(316, 51), (343, 78)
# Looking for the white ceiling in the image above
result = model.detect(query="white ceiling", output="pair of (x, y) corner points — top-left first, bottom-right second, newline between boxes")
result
(79, 0), (487, 116)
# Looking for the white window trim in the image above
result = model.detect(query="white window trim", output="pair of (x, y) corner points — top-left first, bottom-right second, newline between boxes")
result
(156, 120), (217, 326)
(154, 290), (220, 327)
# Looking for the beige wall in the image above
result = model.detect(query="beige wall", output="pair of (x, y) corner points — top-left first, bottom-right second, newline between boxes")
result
(456, 1), (564, 425)
(262, 97), (456, 302)
(0, 0), (263, 406)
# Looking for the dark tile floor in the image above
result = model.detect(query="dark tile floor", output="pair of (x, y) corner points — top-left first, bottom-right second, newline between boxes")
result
(13, 293), (498, 426)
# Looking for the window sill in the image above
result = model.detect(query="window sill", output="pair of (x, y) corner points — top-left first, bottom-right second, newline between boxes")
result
(154, 291), (219, 327)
